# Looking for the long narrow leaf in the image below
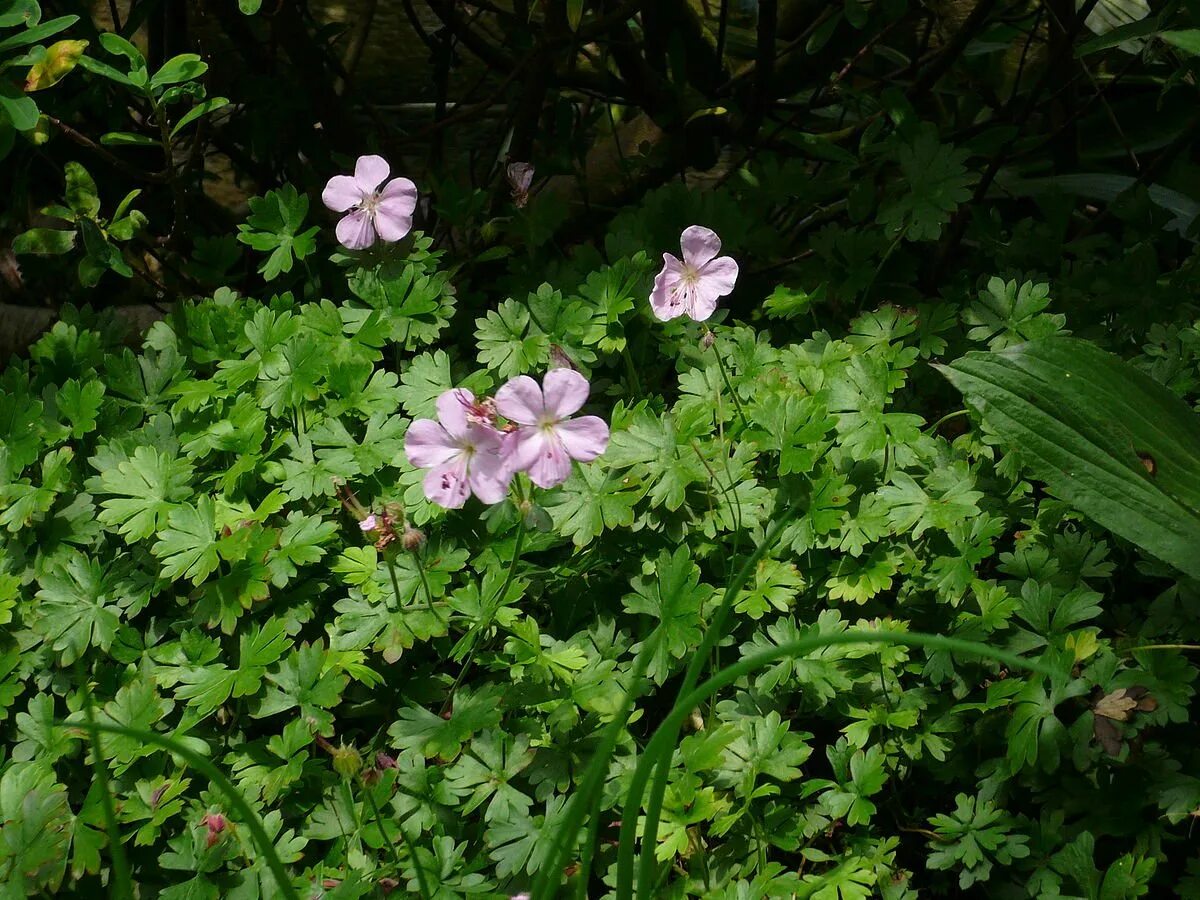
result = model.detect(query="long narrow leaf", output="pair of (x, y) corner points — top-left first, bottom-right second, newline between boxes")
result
(57, 721), (301, 900)
(937, 337), (1200, 578)
(619, 631), (1055, 899)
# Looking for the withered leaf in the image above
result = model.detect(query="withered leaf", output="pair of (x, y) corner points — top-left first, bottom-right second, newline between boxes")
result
(1094, 686), (1156, 722)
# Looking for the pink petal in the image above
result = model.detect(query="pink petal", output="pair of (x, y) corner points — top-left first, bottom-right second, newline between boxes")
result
(436, 389), (474, 439)
(373, 200), (414, 243)
(555, 416), (609, 462)
(469, 451), (511, 504)
(424, 458), (471, 509)
(686, 290), (720, 322)
(359, 514), (379, 531)
(502, 428), (545, 477)
(680, 225), (723, 268)
(323, 174), (366, 213)
(379, 177), (418, 208)
(467, 422), (504, 455)
(699, 256), (738, 297)
(405, 419), (459, 468)
(354, 154), (390, 193)
(649, 255), (686, 322)
(494, 376), (545, 426)
(336, 209), (377, 250)
(542, 368), (589, 420)
(525, 432), (573, 489)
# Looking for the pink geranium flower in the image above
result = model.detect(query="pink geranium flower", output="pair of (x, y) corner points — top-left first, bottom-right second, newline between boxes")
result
(358, 514), (378, 532)
(405, 389), (510, 508)
(495, 369), (609, 489)
(322, 155), (418, 250)
(650, 225), (739, 322)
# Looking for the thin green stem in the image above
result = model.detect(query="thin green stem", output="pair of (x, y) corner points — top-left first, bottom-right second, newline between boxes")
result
(531, 623), (660, 899)
(710, 343), (749, 432)
(441, 514), (527, 716)
(622, 344), (643, 396)
(619, 501), (801, 900)
(77, 673), (132, 899)
(926, 408), (970, 433)
(61, 722), (301, 900)
(622, 632), (1054, 900)
(413, 547), (447, 626)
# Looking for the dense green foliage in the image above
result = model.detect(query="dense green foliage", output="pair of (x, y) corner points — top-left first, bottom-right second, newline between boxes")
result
(3, 0), (1200, 897)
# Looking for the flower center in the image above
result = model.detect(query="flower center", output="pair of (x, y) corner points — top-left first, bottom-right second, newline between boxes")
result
(360, 191), (382, 215)
(680, 263), (701, 285)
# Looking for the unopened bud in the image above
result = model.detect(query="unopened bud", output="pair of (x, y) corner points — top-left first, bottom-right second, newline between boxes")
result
(402, 527), (426, 552)
(332, 744), (362, 777)
(376, 751), (398, 770)
(202, 812), (228, 848)
(700, 329), (716, 350)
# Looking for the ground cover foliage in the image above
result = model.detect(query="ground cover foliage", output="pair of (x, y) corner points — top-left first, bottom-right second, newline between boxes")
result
(2, 0), (1200, 897)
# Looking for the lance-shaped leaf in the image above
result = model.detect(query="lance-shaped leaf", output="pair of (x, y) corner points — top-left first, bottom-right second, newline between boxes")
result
(937, 337), (1200, 578)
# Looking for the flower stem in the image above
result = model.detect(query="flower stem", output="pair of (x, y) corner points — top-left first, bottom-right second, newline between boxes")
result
(440, 510), (527, 715)
(711, 340), (749, 431)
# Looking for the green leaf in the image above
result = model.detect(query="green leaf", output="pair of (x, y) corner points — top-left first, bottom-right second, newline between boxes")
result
(877, 125), (975, 241)
(152, 496), (220, 585)
(99, 130), (157, 146)
(56, 377), (105, 437)
(170, 96), (227, 137)
(0, 79), (39, 132)
(97, 31), (145, 70)
(0, 2), (41, 28)
(1160, 29), (1200, 54)
(566, 0), (583, 30)
(0, 14), (76, 52)
(622, 547), (714, 684)
(149, 53), (206, 91)
(938, 337), (1200, 578)
(239, 0), (263, 12)
(64, 161), (100, 218)
(254, 642), (347, 736)
(92, 445), (194, 541)
(11, 226), (75, 255)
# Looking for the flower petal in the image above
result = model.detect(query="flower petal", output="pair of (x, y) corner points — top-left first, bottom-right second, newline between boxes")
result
(405, 418), (460, 468)
(354, 154), (390, 192)
(649, 255), (686, 321)
(525, 432), (574, 489)
(436, 388), (474, 439)
(686, 289), (720, 322)
(699, 255), (738, 297)
(494, 375), (545, 425)
(542, 368), (590, 419)
(373, 199), (414, 243)
(501, 427), (544, 477)
(336, 209), (377, 250)
(555, 416), (609, 462)
(424, 458), (471, 509)
(322, 174), (366, 212)
(469, 450), (511, 504)
(680, 225), (722, 268)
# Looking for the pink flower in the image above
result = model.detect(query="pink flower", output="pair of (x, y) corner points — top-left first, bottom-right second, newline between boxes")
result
(322, 155), (418, 250)
(405, 389), (510, 508)
(650, 225), (739, 322)
(359, 514), (378, 532)
(495, 369), (609, 489)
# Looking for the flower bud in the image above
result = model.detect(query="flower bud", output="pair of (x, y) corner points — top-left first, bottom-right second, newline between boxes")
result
(202, 812), (228, 848)
(332, 744), (362, 777)
(700, 329), (716, 350)
(25, 40), (88, 92)
(402, 526), (426, 552)
(376, 751), (398, 769)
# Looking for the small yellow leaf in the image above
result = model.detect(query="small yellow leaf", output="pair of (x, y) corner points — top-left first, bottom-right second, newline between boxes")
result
(24, 39), (89, 92)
